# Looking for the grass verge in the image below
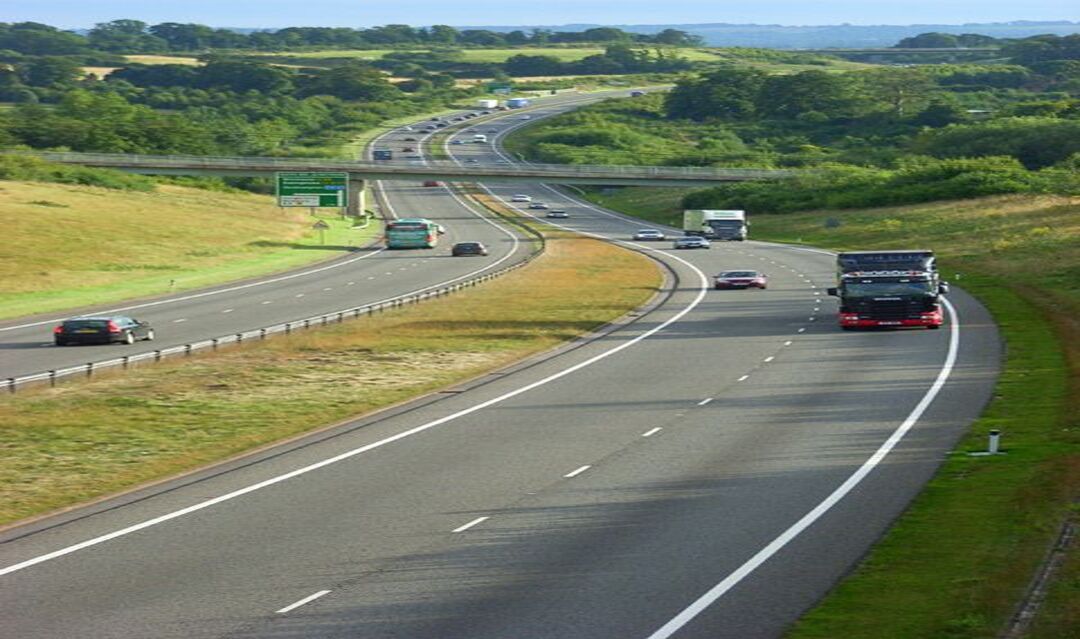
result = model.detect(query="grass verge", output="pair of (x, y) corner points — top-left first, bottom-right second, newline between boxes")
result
(0, 222), (661, 526)
(0, 181), (379, 319)
(569, 185), (1080, 637)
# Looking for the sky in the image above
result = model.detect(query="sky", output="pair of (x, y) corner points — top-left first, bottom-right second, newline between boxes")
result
(4, 0), (1077, 30)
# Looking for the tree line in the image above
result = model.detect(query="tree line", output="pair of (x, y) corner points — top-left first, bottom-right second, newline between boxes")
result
(0, 20), (703, 56)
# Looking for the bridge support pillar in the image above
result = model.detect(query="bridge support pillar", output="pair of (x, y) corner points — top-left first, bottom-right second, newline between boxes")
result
(348, 178), (366, 218)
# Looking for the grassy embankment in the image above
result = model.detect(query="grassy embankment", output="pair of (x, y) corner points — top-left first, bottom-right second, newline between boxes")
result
(577, 184), (1080, 638)
(0, 211), (660, 526)
(0, 181), (377, 319)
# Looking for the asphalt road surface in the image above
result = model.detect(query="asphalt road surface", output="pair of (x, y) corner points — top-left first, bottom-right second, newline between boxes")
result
(0, 91), (1001, 638)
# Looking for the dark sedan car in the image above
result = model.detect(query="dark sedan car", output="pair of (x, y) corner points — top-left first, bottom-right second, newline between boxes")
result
(54, 315), (154, 346)
(451, 241), (489, 257)
(714, 270), (768, 289)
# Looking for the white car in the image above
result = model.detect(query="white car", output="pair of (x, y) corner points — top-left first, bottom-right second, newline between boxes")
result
(510, 194), (532, 203)
(633, 229), (666, 241)
(520, 115), (532, 120)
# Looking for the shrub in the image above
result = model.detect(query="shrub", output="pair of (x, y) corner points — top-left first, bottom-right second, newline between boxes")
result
(0, 155), (156, 191)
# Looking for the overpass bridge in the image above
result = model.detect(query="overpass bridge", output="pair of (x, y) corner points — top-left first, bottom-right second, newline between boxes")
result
(10, 150), (793, 216)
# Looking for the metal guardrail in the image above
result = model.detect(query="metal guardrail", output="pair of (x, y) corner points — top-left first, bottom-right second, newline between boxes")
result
(2, 229), (544, 395)
(4, 151), (795, 183)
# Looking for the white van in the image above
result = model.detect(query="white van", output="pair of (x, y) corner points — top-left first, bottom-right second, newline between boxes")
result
(472, 134), (488, 143)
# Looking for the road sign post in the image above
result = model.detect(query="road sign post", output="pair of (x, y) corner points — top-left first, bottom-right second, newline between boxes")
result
(276, 172), (349, 209)
(312, 219), (330, 245)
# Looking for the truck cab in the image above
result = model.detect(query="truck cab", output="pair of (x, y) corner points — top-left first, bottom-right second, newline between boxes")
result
(828, 251), (948, 330)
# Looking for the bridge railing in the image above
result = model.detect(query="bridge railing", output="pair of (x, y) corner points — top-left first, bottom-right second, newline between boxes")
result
(6, 150), (796, 182)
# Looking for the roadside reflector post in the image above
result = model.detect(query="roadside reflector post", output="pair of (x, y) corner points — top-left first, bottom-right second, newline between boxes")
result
(49, 370), (57, 387)
(7, 378), (15, 394)
(212, 338), (219, 351)
(989, 429), (1001, 454)
(86, 363), (93, 378)
(185, 344), (193, 356)
(122, 355), (130, 369)
(155, 350), (163, 362)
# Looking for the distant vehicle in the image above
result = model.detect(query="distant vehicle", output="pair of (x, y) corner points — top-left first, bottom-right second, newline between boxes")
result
(430, 116), (441, 121)
(520, 115), (532, 120)
(545, 210), (569, 219)
(372, 149), (393, 160)
(386, 218), (441, 249)
(465, 158), (479, 163)
(527, 202), (549, 210)
(435, 122), (448, 128)
(402, 146), (415, 152)
(452, 241), (489, 257)
(399, 126), (413, 131)
(828, 250), (946, 330)
(506, 98), (530, 108)
(406, 154), (423, 159)
(510, 194), (532, 202)
(472, 134), (488, 143)
(480, 110), (492, 115)
(477, 99), (499, 109)
(422, 180), (441, 187)
(54, 316), (154, 346)
(673, 236), (711, 249)
(451, 140), (464, 145)
(402, 137), (417, 142)
(486, 128), (499, 134)
(630, 90), (647, 97)
(633, 229), (666, 241)
(683, 209), (748, 241)
(714, 270), (768, 290)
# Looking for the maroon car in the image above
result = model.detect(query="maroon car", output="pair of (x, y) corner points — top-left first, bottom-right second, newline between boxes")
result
(714, 270), (768, 290)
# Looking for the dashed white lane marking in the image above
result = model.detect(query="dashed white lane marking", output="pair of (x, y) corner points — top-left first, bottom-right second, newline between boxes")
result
(222, 309), (233, 314)
(564, 465), (592, 478)
(642, 427), (662, 438)
(323, 287), (333, 291)
(367, 276), (375, 280)
(173, 318), (187, 323)
(261, 301), (272, 305)
(810, 317), (817, 321)
(384, 272), (393, 275)
(644, 300), (961, 639)
(453, 516), (489, 533)
(697, 398), (713, 406)
(347, 282), (355, 286)
(784, 340), (793, 346)
(798, 328), (806, 333)
(276, 590), (331, 614)
(737, 374), (750, 382)
(764, 356), (775, 363)
(295, 294), (305, 298)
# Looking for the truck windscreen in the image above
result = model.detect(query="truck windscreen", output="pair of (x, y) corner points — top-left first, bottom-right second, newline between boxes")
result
(708, 221), (742, 228)
(844, 281), (934, 297)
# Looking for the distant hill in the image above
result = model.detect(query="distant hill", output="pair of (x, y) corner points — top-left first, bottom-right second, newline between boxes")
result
(460, 21), (1080, 48)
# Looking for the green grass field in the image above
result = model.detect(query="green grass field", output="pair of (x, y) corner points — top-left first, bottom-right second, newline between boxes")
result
(0, 181), (380, 319)
(571, 184), (1080, 638)
(0, 218), (660, 526)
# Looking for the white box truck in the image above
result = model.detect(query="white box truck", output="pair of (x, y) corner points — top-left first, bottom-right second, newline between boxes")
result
(683, 210), (748, 241)
(477, 99), (498, 109)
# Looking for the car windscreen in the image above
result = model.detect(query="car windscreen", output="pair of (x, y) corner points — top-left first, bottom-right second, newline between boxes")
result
(63, 320), (109, 329)
(720, 271), (757, 278)
(844, 281), (934, 297)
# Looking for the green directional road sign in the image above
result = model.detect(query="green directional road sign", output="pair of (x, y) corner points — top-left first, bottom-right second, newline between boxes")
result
(276, 172), (348, 208)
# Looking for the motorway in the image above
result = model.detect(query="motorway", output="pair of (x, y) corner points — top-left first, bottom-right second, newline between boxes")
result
(0, 92), (1001, 638)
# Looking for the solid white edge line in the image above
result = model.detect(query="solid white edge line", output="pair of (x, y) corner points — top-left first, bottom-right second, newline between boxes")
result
(642, 427), (662, 438)
(453, 516), (490, 533)
(564, 465), (591, 478)
(737, 375), (749, 382)
(645, 297), (960, 639)
(697, 398), (713, 406)
(276, 589), (331, 614)
(1, 249), (390, 332)
(0, 239), (710, 578)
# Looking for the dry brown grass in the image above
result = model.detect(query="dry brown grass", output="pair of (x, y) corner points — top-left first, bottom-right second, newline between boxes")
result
(0, 227), (661, 525)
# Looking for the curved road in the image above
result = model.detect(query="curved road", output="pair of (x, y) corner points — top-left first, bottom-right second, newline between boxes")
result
(0, 92), (1001, 638)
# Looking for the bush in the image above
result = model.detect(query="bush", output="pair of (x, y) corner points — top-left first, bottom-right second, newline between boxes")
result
(682, 157), (1071, 214)
(0, 155), (156, 191)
